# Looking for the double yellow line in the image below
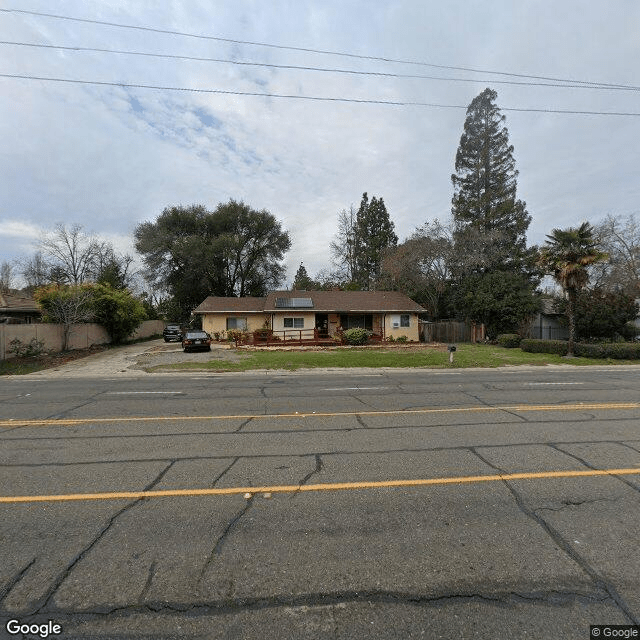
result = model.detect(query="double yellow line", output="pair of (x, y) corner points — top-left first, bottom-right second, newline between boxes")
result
(1, 402), (639, 428)
(2, 468), (640, 504)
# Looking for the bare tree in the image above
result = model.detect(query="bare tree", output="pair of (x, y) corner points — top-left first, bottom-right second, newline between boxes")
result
(0, 261), (14, 293)
(379, 220), (453, 317)
(38, 223), (106, 285)
(35, 286), (95, 350)
(592, 213), (640, 295)
(21, 251), (51, 290)
(330, 205), (359, 282)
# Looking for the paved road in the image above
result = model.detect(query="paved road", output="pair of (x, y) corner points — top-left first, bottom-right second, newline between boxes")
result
(1, 366), (640, 639)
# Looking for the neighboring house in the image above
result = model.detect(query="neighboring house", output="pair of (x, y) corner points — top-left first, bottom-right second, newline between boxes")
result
(0, 293), (42, 324)
(526, 297), (568, 340)
(194, 290), (426, 342)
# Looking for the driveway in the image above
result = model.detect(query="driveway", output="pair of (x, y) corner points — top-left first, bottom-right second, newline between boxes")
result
(23, 339), (236, 378)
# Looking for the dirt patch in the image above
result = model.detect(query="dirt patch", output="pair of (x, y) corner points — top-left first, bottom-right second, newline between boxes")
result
(0, 344), (111, 375)
(131, 342), (246, 371)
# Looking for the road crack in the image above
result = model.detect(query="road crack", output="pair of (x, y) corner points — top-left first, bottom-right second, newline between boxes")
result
(291, 454), (323, 500)
(0, 558), (36, 606)
(470, 447), (639, 625)
(198, 497), (255, 583)
(235, 417), (254, 433)
(549, 443), (640, 495)
(23, 461), (176, 615)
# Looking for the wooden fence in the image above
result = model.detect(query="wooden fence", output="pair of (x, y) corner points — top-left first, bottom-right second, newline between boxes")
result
(419, 320), (485, 344)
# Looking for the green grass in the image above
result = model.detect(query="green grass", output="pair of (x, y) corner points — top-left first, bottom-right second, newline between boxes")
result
(0, 359), (53, 375)
(146, 344), (639, 373)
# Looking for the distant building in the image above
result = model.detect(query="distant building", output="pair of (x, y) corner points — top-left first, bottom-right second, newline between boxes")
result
(0, 293), (42, 324)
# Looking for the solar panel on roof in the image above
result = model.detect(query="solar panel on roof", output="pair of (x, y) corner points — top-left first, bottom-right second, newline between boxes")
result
(275, 297), (314, 308)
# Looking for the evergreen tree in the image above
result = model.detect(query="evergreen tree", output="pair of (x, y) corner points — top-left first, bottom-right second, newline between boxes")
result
(353, 193), (398, 290)
(292, 263), (316, 290)
(451, 88), (531, 270)
(449, 89), (539, 335)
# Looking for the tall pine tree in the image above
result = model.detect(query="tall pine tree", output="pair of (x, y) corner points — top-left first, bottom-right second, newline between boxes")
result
(450, 89), (539, 336)
(451, 88), (531, 271)
(353, 193), (398, 290)
(292, 262), (316, 290)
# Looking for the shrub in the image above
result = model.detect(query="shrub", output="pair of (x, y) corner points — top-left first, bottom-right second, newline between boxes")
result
(574, 342), (640, 359)
(385, 335), (395, 343)
(497, 334), (521, 348)
(395, 335), (408, 343)
(520, 339), (568, 355)
(8, 337), (46, 358)
(341, 328), (371, 345)
(520, 339), (640, 359)
(227, 329), (250, 344)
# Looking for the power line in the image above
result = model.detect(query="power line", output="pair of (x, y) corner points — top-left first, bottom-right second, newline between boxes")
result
(0, 7), (633, 91)
(3, 72), (640, 116)
(2, 40), (639, 93)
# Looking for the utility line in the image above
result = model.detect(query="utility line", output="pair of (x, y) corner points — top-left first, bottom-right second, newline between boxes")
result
(2, 40), (639, 92)
(0, 7), (632, 91)
(2, 73), (639, 116)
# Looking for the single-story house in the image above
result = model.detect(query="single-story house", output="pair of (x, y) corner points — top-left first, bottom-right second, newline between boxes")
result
(193, 290), (426, 342)
(0, 293), (42, 324)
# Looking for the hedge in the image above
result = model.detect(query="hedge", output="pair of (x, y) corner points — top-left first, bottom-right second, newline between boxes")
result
(520, 339), (640, 359)
(497, 334), (521, 348)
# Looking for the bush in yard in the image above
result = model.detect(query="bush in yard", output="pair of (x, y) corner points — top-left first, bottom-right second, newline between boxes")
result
(520, 339), (568, 355)
(341, 328), (372, 345)
(574, 342), (640, 359)
(91, 284), (147, 344)
(395, 335), (408, 343)
(520, 339), (640, 359)
(8, 337), (46, 358)
(497, 334), (521, 348)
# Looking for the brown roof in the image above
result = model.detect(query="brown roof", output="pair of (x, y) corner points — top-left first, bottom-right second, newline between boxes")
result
(193, 297), (266, 313)
(265, 290), (425, 312)
(194, 291), (424, 314)
(0, 293), (41, 313)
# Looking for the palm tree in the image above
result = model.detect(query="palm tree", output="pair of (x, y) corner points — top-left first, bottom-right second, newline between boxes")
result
(538, 222), (607, 356)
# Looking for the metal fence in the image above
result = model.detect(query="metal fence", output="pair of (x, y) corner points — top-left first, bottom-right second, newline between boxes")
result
(525, 325), (569, 341)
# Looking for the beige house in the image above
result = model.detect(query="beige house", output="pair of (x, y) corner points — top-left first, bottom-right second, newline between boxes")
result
(194, 290), (425, 342)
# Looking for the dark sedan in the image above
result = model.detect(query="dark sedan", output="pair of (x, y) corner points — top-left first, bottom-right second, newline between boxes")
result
(163, 324), (183, 342)
(182, 330), (212, 352)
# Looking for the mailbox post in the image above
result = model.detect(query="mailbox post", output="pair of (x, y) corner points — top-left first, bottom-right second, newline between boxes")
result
(447, 344), (457, 363)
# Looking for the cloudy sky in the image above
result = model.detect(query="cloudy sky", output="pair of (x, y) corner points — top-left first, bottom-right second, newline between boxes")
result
(1, 1), (639, 288)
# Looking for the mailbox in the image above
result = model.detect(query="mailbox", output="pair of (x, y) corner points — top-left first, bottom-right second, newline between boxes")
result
(447, 345), (457, 352)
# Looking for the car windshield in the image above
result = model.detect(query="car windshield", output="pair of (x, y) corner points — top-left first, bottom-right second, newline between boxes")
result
(184, 331), (207, 338)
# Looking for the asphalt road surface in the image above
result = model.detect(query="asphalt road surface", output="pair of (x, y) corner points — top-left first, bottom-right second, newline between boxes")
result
(1, 365), (640, 639)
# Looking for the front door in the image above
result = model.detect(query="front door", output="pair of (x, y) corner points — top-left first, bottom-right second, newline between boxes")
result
(315, 313), (329, 337)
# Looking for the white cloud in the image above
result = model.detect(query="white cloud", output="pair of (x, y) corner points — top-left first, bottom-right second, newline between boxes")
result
(1, 0), (639, 285)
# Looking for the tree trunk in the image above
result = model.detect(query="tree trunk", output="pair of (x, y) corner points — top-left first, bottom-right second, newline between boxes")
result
(567, 289), (576, 357)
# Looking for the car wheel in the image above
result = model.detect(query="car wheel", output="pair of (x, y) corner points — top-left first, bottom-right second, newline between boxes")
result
(164, 338), (169, 342)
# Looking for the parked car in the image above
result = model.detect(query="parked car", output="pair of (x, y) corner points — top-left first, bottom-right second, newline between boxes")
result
(182, 330), (212, 352)
(163, 324), (183, 342)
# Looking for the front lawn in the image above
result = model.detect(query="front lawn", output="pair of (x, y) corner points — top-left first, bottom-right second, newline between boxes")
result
(144, 343), (637, 373)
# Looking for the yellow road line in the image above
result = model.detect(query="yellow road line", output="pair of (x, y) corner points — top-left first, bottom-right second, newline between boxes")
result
(1, 402), (638, 428)
(1, 467), (639, 504)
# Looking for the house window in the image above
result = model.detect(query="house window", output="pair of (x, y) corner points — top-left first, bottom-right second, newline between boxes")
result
(226, 317), (247, 330)
(284, 317), (304, 328)
(400, 314), (410, 328)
